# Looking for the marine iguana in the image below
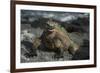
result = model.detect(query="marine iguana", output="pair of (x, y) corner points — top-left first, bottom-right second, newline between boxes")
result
(33, 19), (80, 58)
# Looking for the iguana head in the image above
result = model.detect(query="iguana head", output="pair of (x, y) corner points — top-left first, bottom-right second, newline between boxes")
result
(45, 19), (59, 32)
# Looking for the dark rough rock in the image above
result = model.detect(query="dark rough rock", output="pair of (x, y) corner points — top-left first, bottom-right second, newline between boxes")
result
(72, 40), (89, 60)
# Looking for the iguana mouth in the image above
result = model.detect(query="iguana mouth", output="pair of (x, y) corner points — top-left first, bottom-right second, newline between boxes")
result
(46, 29), (54, 34)
(46, 26), (54, 32)
(48, 29), (54, 32)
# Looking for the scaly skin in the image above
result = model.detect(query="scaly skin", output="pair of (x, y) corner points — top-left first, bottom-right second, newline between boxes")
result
(33, 20), (80, 55)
